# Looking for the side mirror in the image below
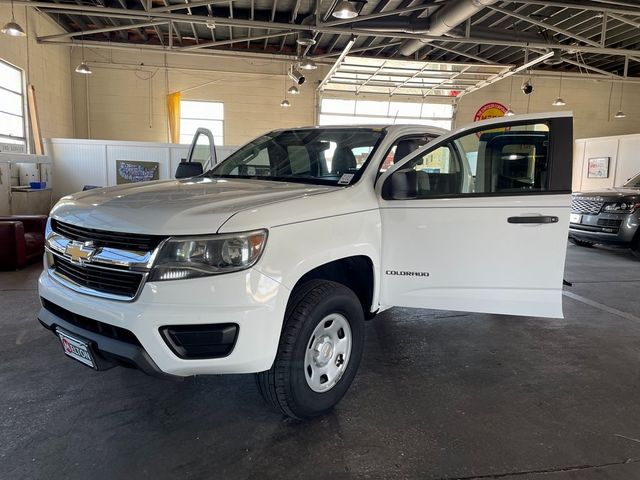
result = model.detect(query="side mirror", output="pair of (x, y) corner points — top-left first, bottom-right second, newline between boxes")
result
(175, 161), (203, 179)
(383, 168), (418, 200)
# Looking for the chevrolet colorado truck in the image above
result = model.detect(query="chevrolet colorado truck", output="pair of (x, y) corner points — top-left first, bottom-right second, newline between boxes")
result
(569, 173), (640, 257)
(38, 112), (573, 419)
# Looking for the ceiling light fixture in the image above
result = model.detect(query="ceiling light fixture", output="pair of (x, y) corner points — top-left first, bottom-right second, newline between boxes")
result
(280, 63), (291, 108)
(552, 71), (566, 106)
(332, 0), (358, 19)
(1, 0), (26, 37)
(75, 36), (92, 75)
(615, 78), (626, 119)
(297, 16), (316, 46)
(505, 73), (515, 116)
(299, 58), (317, 70)
(288, 85), (300, 95)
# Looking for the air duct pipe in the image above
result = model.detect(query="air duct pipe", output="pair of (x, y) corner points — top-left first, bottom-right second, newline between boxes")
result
(399, 0), (499, 57)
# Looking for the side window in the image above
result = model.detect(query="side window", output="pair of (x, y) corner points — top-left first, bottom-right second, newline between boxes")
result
(379, 135), (435, 173)
(455, 122), (550, 194)
(397, 145), (463, 197)
(385, 122), (556, 200)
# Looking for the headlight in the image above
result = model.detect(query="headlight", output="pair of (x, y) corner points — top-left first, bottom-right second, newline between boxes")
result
(150, 230), (267, 281)
(602, 202), (639, 214)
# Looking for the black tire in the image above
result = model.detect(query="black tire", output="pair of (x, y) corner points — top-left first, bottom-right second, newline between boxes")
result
(569, 237), (595, 248)
(255, 280), (365, 420)
(631, 236), (640, 260)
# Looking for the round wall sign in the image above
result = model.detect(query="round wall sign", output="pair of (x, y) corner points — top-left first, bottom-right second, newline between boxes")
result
(474, 102), (508, 122)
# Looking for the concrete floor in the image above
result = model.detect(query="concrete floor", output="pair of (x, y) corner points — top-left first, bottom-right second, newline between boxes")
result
(2, 244), (640, 480)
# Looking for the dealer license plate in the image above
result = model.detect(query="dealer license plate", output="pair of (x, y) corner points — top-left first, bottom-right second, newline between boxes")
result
(57, 329), (95, 368)
(569, 213), (582, 224)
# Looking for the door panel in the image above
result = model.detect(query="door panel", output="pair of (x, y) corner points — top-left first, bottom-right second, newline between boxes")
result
(379, 195), (570, 317)
(377, 113), (573, 318)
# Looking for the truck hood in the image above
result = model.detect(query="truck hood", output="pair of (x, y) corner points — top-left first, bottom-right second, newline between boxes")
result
(51, 177), (338, 235)
(573, 187), (640, 201)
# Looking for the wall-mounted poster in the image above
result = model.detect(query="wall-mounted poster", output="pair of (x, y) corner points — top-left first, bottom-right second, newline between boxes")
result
(587, 157), (610, 178)
(116, 160), (160, 184)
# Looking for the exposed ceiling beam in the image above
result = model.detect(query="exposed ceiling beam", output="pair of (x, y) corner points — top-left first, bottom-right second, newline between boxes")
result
(39, 20), (168, 41)
(151, 0), (236, 13)
(318, 37), (356, 91)
(487, 5), (602, 47)
(428, 43), (496, 64)
(181, 31), (294, 50)
(607, 12), (640, 28)
(506, 0), (640, 16)
(457, 50), (554, 99)
(16, 0), (640, 60)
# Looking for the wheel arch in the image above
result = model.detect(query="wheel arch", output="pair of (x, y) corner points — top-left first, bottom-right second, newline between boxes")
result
(289, 256), (378, 318)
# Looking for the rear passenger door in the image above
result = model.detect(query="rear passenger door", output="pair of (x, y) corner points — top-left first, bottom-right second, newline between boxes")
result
(377, 113), (573, 318)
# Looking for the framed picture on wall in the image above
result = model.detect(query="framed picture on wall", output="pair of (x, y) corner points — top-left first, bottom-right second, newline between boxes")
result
(116, 160), (160, 184)
(587, 157), (610, 178)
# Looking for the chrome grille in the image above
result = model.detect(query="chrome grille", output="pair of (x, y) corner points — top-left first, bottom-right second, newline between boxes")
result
(52, 255), (144, 298)
(51, 219), (164, 252)
(571, 197), (603, 214)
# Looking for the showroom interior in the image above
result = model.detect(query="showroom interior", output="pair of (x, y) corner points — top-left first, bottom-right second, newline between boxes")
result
(2, 0), (640, 478)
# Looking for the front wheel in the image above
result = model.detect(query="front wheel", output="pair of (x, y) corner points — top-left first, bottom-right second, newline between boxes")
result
(256, 280), (365, 419)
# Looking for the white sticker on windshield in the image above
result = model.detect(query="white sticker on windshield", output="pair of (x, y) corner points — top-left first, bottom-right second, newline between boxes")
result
(338, 173), (355, 185)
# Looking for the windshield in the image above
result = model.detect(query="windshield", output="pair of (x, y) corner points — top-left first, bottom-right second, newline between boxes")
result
(624, 173), (640, 188)
(206, 128), (384, 186)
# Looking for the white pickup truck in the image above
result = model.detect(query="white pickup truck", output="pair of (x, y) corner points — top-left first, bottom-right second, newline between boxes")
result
(38, 112), (573, 419)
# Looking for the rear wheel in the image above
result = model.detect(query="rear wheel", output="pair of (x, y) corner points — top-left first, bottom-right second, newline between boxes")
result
(569, 237), (595, 248)
(256, 280), (365, 419)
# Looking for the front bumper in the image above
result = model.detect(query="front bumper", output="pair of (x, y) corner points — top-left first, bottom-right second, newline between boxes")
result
(568, 211), (639, 246)
(38, 266), (290, 376)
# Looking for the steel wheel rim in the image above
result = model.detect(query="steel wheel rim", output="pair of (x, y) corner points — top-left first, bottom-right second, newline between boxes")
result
(304, 313), (352, 393)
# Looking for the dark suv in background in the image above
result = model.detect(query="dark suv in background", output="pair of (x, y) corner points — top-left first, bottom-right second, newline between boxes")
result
(569, 173), (640, 257)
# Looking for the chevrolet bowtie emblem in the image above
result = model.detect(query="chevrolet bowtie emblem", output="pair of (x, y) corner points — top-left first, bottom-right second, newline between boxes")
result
(65, 241), (96, 264)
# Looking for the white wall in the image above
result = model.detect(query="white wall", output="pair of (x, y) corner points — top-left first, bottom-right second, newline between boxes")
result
(573, 133), (640, 192)
(71, 49), (323, 146)
(0, 5), (74, 143)
(455, 74), (640, 139)
(45, 138), (235, 200)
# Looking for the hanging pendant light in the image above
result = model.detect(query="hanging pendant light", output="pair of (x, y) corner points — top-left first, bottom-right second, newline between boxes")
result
(75, 36), (92, 75)
(75, 62), (92, 74)
(332, 0), (358, 19)
(280, 63), (291, 108)
(288, 85), (300, 95)
(2, 0), (26, 37)
(552, 71), (566, 106)
(299, 58), (317, 70)
(504, 74), (515, 116)
(614, 80), (626, 119)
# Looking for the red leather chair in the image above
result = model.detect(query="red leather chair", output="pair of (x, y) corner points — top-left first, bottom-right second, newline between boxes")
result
(0, 215), (48, 270)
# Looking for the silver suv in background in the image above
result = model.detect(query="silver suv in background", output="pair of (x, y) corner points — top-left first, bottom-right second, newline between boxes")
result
(569, 173), (640, 257)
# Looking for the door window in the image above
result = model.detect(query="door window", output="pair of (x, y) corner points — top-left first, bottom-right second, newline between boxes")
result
(385, 122), (554, 199)
(379, 135), (435, 173)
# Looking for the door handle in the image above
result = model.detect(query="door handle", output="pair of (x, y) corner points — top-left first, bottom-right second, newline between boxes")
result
(507, 216), (559, 224)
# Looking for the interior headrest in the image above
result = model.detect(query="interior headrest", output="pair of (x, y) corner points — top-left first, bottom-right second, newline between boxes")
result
(393, 139), (421, 164)
(331, 146), (357, 174)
